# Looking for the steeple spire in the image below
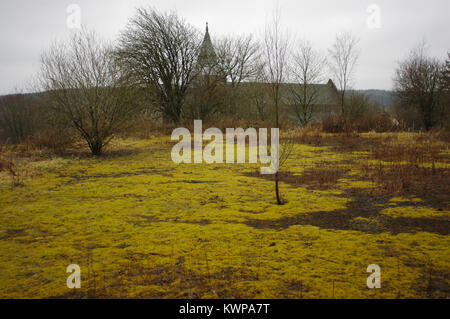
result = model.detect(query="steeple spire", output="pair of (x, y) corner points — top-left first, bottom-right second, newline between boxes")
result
(199, 22), (214, 61)
(197, 21), (219, 77)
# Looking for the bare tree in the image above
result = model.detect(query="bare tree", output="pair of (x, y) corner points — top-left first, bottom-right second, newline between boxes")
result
(289, 40), (327, 126)
(393, 41), (446, 130)
(328, 31), (360, 115)
(117, 8), (199, 124)
(215, 35), (261, 115)
(263, 7), (291, 205)
(39, 29), (141, 155)
(216, 35), (261, 86)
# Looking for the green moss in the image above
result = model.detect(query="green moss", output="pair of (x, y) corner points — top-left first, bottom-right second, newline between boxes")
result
(381, 206), (448, 218)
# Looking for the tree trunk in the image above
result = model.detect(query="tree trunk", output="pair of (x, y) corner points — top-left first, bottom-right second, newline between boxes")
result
(89, 142), (103, 156)
(275, 85), (282, 205)
(275, 172), (281, 205)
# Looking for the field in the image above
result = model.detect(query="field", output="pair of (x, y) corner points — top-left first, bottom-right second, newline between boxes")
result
(0, 131), (449, 298)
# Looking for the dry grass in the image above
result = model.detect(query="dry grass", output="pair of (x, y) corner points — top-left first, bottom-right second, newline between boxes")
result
(0, 143), (27, 187)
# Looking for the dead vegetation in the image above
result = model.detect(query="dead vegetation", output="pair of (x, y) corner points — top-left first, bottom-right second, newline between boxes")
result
(245, 128), (449, 237)
(0, 142), (27, 187)
(288, 129), (449, 208)
(360, 163), (448, 210)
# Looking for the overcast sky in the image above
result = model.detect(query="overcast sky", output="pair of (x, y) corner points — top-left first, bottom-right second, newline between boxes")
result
(0, 0), (448, 94)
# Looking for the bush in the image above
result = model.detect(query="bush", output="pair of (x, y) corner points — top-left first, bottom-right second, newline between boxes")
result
(321, 112), (402, 133)
(321, 114), (345, 133)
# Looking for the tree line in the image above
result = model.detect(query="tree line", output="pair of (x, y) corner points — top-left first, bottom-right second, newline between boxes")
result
(0, 7), (449, 155)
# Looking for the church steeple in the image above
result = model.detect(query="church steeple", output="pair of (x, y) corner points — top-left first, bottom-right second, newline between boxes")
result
(197, 21), (218, 75)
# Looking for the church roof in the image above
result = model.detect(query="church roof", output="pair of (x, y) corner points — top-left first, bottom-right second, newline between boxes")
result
(239, 79), (340, 106)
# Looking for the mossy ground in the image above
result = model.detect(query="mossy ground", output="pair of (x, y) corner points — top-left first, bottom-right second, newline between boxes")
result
(0, 132), (449, 298)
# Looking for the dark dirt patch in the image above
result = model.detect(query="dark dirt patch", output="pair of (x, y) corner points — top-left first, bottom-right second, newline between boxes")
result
(157, 180), (217, 185)
(386, 216), (450, 235)
(59, 169), (173, 182)
(180, 180), (216, 184)
(178, 219), (212, 225)
(244, 208), (449, 235)
(128, 214), (211, 227)
(243, 190), (449, 235)
(128, 214), (161, 226)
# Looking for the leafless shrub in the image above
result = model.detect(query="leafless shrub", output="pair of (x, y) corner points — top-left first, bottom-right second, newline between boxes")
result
(39, 29), (142, 155)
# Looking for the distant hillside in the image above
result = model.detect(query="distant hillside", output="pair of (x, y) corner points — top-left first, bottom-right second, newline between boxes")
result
(354, 89), (395, 106)
(0, 92), (41, 102)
